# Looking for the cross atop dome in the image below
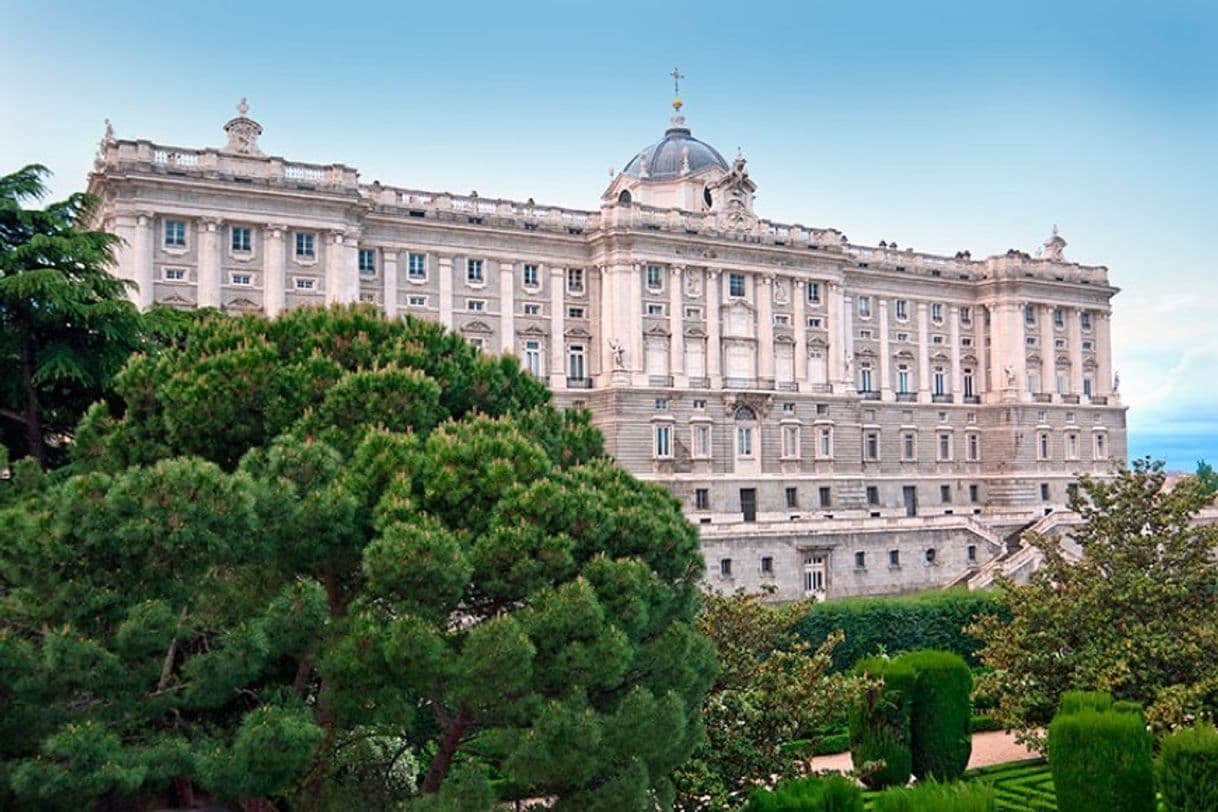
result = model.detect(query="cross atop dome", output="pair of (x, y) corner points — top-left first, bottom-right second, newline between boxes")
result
(670, 67), (685, 111)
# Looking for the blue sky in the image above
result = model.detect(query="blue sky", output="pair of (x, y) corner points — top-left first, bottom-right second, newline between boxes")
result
(4, 0), (1215, 470)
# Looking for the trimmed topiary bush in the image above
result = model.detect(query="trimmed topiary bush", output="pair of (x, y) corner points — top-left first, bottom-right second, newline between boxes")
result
(1158, 723), (1218, 812)
(849, 657), (916, 789)
(1058, 690), (1113, 716)
(1049, 706), (1154, 812)
(744, 773), (864, 811)
(792, 590), (1006, 671)
(894, 649), (973, 781)
(870, 779), (996, 811)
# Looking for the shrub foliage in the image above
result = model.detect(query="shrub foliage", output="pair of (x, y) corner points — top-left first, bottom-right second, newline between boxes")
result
(896, 649), (972, 781)
(870, 779), (996, 812)
(744, 773), (863, 812)
(1048, 703), (1155, 812)
(1158, 723), (1218, 812)
(849, 657), (916, 789)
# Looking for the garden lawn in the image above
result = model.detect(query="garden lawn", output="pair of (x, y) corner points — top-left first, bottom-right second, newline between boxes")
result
(861, 759), (1056, 811)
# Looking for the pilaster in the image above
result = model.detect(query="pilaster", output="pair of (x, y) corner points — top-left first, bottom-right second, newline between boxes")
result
(1039, 303), (1055, 397)
(878, 298), (892, 397)
(198, 218), (222, 309)
(916, 301), (930, 403)
(382, 250), (399, 319)
(793, 279), (807, 387)
(706, 269), (722, 386)
(949, 305), (962, 397)
(498, 260), (515, 353)
(757, 273), (774, 386)
(548, 265), (565, 388)
(438, 255), (454, 328)
(132, 212), (154, 310)
(263, 226), (286, 317)
(669, 265), (686, 385)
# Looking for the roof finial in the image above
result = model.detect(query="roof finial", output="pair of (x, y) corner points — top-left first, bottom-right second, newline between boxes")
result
(670, 67), (685, 112)
(237, 97), (249, 116)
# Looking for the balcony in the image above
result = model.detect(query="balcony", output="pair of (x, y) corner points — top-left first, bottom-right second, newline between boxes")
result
(962, 395), (981, 404)
(1032, 393), (1053, 403)
(724, 377), (758, 390)
(687, 376), (710, 388)
(932, 393), (954, 404)
(648, 375), (674, 387)
(1091, 395), (1108, 405)
(566, 377), (592, 389)
(895, 392), (918, 402)
(860, 390), (881, 401)
(1061, 394), (1081, 404)
(776, 381), (799, 392)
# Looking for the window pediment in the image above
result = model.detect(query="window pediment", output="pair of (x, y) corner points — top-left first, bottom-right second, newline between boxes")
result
(460, 319), (494, 334)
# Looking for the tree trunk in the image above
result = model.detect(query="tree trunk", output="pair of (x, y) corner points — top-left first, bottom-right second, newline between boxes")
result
(21, 330), (45, 468)
(421, 704), (471, 793)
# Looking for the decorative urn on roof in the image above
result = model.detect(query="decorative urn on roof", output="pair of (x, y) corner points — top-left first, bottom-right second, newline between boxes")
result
(223, 97), (264, 157)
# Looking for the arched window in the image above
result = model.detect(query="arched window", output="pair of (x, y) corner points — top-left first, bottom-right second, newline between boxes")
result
(617, 189), (632, 205)
(734, 405), (756, 421)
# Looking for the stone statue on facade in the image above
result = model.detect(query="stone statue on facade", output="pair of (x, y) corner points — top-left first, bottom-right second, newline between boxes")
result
(609, 338), (627, 370)
(1113, 370), (1120, 393)
(1003, 365), (1016, 387)
(684, 268), (702, 298)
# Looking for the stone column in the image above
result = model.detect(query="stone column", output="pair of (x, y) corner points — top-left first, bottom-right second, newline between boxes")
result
(1068, 307), (1084, 396)
(498, 260), (515, 354)
(757, 274), (774, 386)
(669, 266), (685, 385)
(325, 231), (352, 305)
(949, 305), (962, 398)
(706, 269), (722, 386)
(549, 265), (565, 388)
(1040, 303), (1055, 397)
(878, 298), (892, 398)
(841, 292), (855, 392)
(978, 305), (990, 398)
(628, 263), (644, 383)
(916, 301), (931, 403)
(1006, 303), (1028, 400)
(198, 218), (222, 309)
(1095, 311), (1113, 397)
(382, 250), (399, 319)
(827, 282), (844, 388)
(263, 225), (286, 317)
(793, 280), (808, 388)
(438, 255), (454, 328)
(132, 213), (154, 310)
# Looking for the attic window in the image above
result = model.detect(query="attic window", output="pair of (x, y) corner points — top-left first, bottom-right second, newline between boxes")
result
(703, 186), (713, 207)
(618, 189), (632, 205)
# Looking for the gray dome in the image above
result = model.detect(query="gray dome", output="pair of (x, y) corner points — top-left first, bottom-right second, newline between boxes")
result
(622, 125), (728, 181)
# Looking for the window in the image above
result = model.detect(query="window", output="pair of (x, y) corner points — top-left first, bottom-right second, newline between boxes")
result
(231, 226), (251, 252)
(925, 548), (937, 563)
(967, 411), (977, 423)
(1026, 336), (1038, 347)
(807, 317), (823, 328)
(466, 258), (484, 283)
(819, 486), (831, 508)
(858, 296), (872, 318)
(933, 367), (946, 396)
(785, 487), (799, 508)
(782, 425), (800, 459)
(897, 364), (910, 394)
(932, 334), (946, 345)
(940, 484), (952, 503)
(967, 432), (980, 461)
(469, 337), (486, 351)
(855, 551), (866, 568)
(566, 267), (584, 293)
(1038, 432), (1051, 460)
(1066, 432), (1079, 460)
(358, 249), (376, 274)
(902, 432), (916, 461)
(818, 427), (833, 459)
(359, 292), (375, 303)
(408, 253), (426, 279)
(1025, 304), (1036, 325)
(567, 307), (585, 318)
(729, 273), (745, 297)
(932, 303), (944, 323)
(294, 277), (315, 290)
(1054, 308), (1064, 328)
(859, 362), (874, 393)
(773, 314), (790, 325)
(231, 273), (252, 286)
(654, 424), (672, 458)
(685, 306), (703, 319)
(858, 329), (872, 339)
(1083, 377), (1094, 397)
(969, 484), (979, 503)
(895, 331), (909, 342)
(523, 340), (542, 377)
(164, 220), (186, 247)
(655, 397), (668, 410)
(523, 303), (541, 316)
(695, 488), (710, 510)
(967, 544), (977, 562)
(692, 424), (711, 458)
(1037, 410), (1048, 423)
(408, 295), (427, 307)
(1094, 433), (1108, 459)
(466, 299), (485, 312)
(294, 232), (314, 258)
(1082, 340), (1093, 351)
(889, 549), (900, 567)
(895, 299), (908, 320)
(162, 267), (186, 281)
(963, 369), (975, 398)
(867, 485), (880, 505)
(646, 303), (665, 316)
(567, 345), (586, 379)
(646, 264), (663, 290)
(782, 402), (796, 413)
(693, 399), (707, 410)
(960, 306), (972, 325)
(761, 556), (774, 575)
(961, 337), (973, 347)
(864, 431), (880, 461)
(1041, 482), (1051, 500)
(736, 426), (754, 456)
(720, 558), (732, 578)
(1080, 311), (1092, 331)
(938, 432), (953, 461)
(1065, 411), (1076, 424)
(807, 281), (821, 303)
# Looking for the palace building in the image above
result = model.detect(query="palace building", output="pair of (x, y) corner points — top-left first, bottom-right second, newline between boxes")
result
(85, 93), (1126, 600)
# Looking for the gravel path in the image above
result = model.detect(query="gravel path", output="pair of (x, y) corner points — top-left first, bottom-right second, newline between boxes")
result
(809, 730), (1039, 773)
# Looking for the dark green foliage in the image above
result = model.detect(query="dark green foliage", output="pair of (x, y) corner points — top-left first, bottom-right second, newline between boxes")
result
(849, 657), (916, 789)
(1048, 707), (1155, 812)
(1158, 723), (1218, 812)
(894, 650), (973, 781)
(870, 779), (996, 812)
(744, 773), (864, 811)
(792, 590), (1006, 672)
(1058, 690), (1113, 716)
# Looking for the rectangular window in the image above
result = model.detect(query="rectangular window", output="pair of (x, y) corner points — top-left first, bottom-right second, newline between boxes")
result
(932, 302), (944, 323)
(469, 337), (486, 351)
(654, 424), (672, 458)
(567, 307), (585, 318)
(1094, 433), (1108, 460)
(692, 424), (710, 458)
(858, 329), (872, 339)
(889, 549), (900, 567)
(1083, 377), (1093, 397)
(358, 248), (376, 273)
(940, 484), (952, 503)
(967, 544), (977, 562)
(773, 314), (790, 325)
(295, 232), (314, 258)
(938, 433), (953, 461)
(736, 426), (753, 457)
(694, 399), (707, 410)
(897, 365), (910, 394)
(807, 281), (821, 303)
(761, 556), (774, 575)
(646, 303), (665, 316)
(230, 273), (252, 286)
(896, 332), (909, 343)
(164, 220), (186, 247)
(782, 425), (800, 459)
(294, 277), (315, 290)
(969, 484), (979, 503)
(960, 306), (972, 325)
(720, 558), (732, 578)
(1041, 482), (1051, 500)
(568, 345), (586, 379)
(1038, 432), (1051, 460)
(895, 299), (908, 320)
(867, 485), (880, 505)
(1080, 312), (1092, 331)
(858, 296), (872, 318)
(567, 267), (584, 293)
(818, 427), (833, 459)
(655, 397), (668, 410)
(864, 431), (879, 461)
(932, 334), (946, 345)
(854, 551), (866, 568)
(685, 306), (703, 319)
(466, 299), (485, 311)
(729, 273), (745, 297)
(523, 340), (542, 377)
(695, 488), (709, 510)
(902, 432), (916, 461)
(522, 263), (539, 287)
(1054, 308), (1065, 328)
(1066, 432), (1079, 460)
(466, 258), (484, 283)
(963, 369), (975, 398)
(408, 295), (427, 307)
(646, 264), (663, 289)
(933, 367), (946, 396)
(162, 267), (186, 281)
(967, 432), (980, 461)
(1025, 304), (1037, 325)
(408, 253), (427, 279)
(818, 486), (832, 508)
(807, 317), (823, 328)
(231, 226), (251, 252)
(523, 303), (541, 316)
(860, 364), (874, 393)
(785, 486), (798, 508)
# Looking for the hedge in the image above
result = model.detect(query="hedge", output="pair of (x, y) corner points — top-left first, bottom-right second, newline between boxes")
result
(870, 779), (996, 812)
(849, 657), (916, 789)
(1049, 706), (1154, 812)
(792, 589), (1007, 672)
(895, 650), (973, 781)
(1158, 723), (1218, 812)
(1058, 690), (1113, 716)
(744, 773), (863, 811)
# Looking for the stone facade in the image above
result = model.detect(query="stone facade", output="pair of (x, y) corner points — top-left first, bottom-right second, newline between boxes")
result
(85, 98), (1127, 601)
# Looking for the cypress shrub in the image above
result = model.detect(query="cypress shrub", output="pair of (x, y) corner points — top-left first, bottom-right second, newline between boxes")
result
(871, 779), (996, 812)
(1058, 690), (1113, 715)
(791, 589), (1007, 672)
(849, 657), (916, 789)
(1158, 723), (1218, 812)
(895, 649), (973, 781)
(1048, 708), (1155, 812)
(744, 773), (863, 812)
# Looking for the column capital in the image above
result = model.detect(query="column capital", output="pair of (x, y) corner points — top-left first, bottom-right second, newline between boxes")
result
(382, 249), (398, 262)
(200, 216), (223, 230)
(707, 268), (721, 279)
(760, 274), (773, 286)
(263, 223), (287, 239)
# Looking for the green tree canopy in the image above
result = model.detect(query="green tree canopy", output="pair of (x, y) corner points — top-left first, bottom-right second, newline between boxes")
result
(1, 305), (716, 810)
(971, 459), (1218, 748)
